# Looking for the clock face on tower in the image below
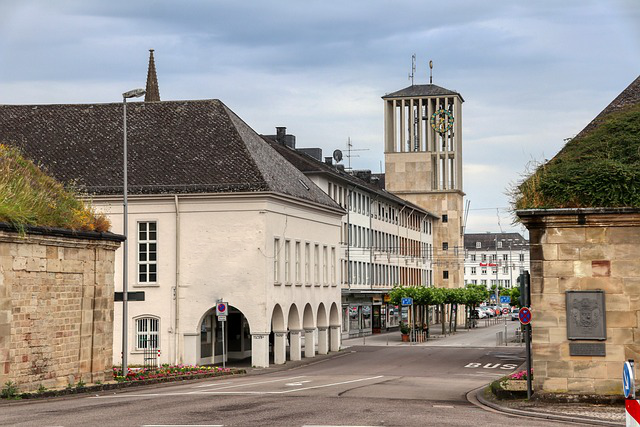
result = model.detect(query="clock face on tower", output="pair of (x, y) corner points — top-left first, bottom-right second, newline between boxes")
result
(430, 109), (454, 134)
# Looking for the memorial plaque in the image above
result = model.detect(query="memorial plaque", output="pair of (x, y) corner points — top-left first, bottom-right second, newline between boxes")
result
(569, 342), (606, 357)
(566, 290), (606, 340)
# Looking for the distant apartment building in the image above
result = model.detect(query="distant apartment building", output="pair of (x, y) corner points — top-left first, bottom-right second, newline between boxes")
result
(268, 133), (437, 338)
(464, 232), (530, 289)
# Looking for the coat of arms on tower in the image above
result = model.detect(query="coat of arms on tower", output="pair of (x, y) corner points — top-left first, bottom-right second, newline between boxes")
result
(566, 290), (606, 340)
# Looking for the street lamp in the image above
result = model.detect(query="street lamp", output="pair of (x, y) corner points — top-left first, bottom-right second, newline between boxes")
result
(122, 88), (145, 375)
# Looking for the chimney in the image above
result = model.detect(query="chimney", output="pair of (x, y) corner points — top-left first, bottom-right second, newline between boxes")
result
(145, 49), (161, 102)
(324, 157), (333, 166)
(276, 127), (286, 144)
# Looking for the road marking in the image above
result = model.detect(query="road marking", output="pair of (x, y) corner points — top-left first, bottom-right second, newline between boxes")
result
(433, 405), (454, 408)
(285, 380), (311, 386)
(90, 375), (384, 399)
(193, 375), (307, 391)
(193, 381), (233, 388)
(144, 425), (223, 427)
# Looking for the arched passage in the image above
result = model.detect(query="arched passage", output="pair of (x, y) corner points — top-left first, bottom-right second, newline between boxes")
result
(287, 304), (302, 361)
(196, 305), (251, 366)
(303, 304), (316, 358)
(329, 302), (341, 352)
(271, 304), (286, 365)
(317, 303), (329, 355)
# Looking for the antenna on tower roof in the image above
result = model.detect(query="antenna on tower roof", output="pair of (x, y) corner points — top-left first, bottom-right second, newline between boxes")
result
(429, 60), (433, 84)
(408, 54), (416, 86)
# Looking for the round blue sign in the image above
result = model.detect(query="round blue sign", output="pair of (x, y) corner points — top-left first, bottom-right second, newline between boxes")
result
(217, 303), (227, 313)
(518, 307), (532, 325)
(623, 361), (633, 399)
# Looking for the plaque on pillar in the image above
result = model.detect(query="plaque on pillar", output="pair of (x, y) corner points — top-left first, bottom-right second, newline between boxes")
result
(566, 290), (606, 340)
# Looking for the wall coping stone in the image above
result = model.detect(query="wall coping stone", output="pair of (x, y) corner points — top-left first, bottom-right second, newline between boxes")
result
(517, 208), (640, 228)
(0, 222), (125, 243)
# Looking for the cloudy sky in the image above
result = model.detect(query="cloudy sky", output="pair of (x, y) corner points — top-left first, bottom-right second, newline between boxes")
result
(1, 1), (639, 235)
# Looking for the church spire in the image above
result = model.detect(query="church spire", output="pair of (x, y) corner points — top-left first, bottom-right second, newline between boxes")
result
(145, 49), (160, 102)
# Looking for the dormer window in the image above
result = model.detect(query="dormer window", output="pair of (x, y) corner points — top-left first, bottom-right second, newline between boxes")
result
(476, 241), (481, 248)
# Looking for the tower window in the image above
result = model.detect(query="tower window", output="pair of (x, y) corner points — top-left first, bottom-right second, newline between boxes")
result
(442, 214), (448, 223)
(443, 271), (449, 280)
(442, 242), (448, 251)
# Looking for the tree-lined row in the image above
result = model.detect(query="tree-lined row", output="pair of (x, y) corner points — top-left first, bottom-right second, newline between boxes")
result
(388, 284), (490, 336)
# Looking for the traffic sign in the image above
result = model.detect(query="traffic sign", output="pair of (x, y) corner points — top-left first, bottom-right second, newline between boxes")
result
(502, 307), (509, 315)
(217, 315), (227, 322)
(500, 296), (511, 304)
(216, 302), (228, 316)
(624, 361), (634, 399)
(519, 307), (532, 325)
(401, 297), (413, 306)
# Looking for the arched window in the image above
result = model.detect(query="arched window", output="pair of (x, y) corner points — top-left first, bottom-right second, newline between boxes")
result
(135, 316), (159, 350)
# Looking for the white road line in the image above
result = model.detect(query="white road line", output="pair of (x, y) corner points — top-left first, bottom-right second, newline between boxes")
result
(277, 375), (384, 394)
(196, 375), (307, 391)
(433, 405), (454, 408)
(193, 381), (233, 388)
(144, 425), (223, 426)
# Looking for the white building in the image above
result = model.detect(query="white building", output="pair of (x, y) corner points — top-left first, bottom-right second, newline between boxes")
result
(268, 135), (437, 338)
(464, 232), (530, 290)
(0, 92), (346, 368)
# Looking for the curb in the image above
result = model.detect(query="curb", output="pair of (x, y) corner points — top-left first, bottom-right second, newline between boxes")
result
(473, 386), (623, 426)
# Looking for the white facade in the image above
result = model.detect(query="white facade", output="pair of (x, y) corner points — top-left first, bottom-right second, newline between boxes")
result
(306, 173), (436, 337)
(463, 233), (530, 290)
(98, 192), (343, 368)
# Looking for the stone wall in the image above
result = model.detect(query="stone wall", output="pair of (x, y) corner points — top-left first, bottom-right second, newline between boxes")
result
(0, 226), (122, 391)
(518, 208), (640, 396)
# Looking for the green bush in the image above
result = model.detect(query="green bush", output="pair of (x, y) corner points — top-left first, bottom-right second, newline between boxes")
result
(1, 381), (20, 399)
(514, 103), (640, 209)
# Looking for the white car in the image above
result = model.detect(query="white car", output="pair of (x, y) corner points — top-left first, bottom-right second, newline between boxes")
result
(510, 307), (520, 321)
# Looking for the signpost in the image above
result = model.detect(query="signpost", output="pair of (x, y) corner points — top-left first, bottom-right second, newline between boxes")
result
(518, 271), (533, 399)
(216, 301), (228, 368)
(401, 298), (413, 343)
(625, 360), (639, 427)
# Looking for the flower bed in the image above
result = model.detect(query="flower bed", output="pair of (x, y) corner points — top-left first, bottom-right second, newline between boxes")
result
(2, 366), (244, 401)
(113, 364), (230, 382)
(490, 369), (533, 399)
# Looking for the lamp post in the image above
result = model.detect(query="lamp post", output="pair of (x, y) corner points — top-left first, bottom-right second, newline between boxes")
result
(122, 88), (145, 375)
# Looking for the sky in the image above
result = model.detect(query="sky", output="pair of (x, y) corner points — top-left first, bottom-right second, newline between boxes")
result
(1, 0), (639, 236)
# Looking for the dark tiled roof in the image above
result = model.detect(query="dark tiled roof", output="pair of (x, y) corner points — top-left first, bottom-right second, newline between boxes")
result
(0, 100), (340, 209)
(267, 140), (439, 219)
(574, 75), (640, 138)
(464, 232), (529, 251)
(382, 84), (462, 100)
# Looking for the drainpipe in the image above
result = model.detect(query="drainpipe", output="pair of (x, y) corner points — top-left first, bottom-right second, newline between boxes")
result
(174, 195), (181, 364)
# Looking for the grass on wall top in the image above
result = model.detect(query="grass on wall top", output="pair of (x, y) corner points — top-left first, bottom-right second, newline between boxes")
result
(0, 143), (110, 232)
(513, 103), (640, 209)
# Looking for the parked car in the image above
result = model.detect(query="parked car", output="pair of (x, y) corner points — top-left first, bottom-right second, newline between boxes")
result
(472, 308), (487, 319)
(479, 306), (494, 317)
(511, 307), (520, 321)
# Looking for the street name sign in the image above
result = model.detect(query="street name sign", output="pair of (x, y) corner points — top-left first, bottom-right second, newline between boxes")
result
(519, 307), (532, 325)
(401, 297), (413, 306)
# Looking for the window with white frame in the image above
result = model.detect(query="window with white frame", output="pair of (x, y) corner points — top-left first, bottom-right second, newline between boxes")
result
(482, 254), (487, 262)
(138, 222), (157, 283)
(284, 240), (290, 283)
(481, 279), (487, 285)
(503, 266), (508, 274)
(503, 254), (508, 261)
(481, 267), (487, 275)
(476, 241), (481, 248)
(274, 238), (280, 282)
(331, 247), (336, 284)
(135, 317), (159, 350)
(470, 254), (476, 261)
(314, 244), (319, 283)
(295, 242), (301, 283)
(471, 267), (476, 275)
(519, 253), (525, 262)
(323, 246), (328, 284)
(305, 243), (310, 284)
(497, 241), (502, 248)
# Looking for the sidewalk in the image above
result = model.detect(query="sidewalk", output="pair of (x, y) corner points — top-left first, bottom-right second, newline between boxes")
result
(473, 385), (625, 426)
(343, 317), (522, 348)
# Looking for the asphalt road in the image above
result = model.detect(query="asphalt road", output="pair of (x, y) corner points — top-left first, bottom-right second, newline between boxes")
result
(0, 340), (572, 427)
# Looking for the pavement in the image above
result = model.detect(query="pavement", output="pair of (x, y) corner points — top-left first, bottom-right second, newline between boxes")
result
(0, 319), (626, 426)
(343, 320), (624, 426)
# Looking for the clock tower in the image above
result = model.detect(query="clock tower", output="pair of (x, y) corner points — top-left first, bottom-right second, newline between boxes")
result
(382, 80), (465, 289)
